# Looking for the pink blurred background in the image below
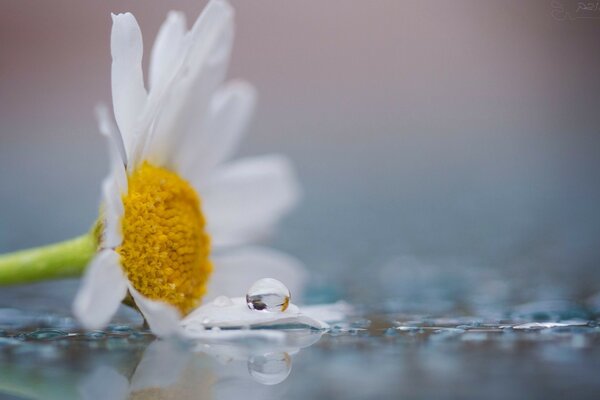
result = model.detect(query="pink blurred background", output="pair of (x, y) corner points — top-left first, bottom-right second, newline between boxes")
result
(1, 0), (600, 306)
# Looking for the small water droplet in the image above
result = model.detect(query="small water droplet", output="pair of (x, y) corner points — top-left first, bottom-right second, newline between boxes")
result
(84, 331), (106, 340)
(213, 296), (233, 307)
(26, 329), (67, 340)
(247, 352), (292, 385)
(246, 278), (290, 312)
(328, 325), (344, 336)
(107, 324), (133, 334)
(384, 328), (397, 336)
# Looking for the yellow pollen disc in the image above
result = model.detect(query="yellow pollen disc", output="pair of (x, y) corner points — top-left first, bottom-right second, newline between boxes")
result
(117, 162), (211, 316)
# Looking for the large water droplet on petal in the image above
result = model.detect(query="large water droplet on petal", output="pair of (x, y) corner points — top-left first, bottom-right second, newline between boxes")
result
(246, 278), (291, 312)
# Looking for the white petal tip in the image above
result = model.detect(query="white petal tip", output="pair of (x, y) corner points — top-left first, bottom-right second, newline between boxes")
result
(128, 285), (183, 338)
(72, 250), (128, 331)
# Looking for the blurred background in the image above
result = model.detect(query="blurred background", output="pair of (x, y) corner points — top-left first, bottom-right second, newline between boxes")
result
(1, 0), (599, 312)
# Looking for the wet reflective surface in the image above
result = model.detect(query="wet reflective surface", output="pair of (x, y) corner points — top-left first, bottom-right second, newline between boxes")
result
(1, 303), (599, 400)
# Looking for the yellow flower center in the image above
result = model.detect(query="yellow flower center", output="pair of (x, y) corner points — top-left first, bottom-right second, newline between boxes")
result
(117, 162), (211, 316)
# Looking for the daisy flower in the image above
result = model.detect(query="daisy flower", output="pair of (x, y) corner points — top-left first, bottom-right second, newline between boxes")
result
(67, 0), (330, 336)
(0, 0), (333, 336)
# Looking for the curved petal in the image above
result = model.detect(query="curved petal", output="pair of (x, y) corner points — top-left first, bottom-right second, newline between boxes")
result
(101, 176), (123, 249)
(142, 0), (234, 168)
(182, 297), (328, 330)
(177, 80), (256, 182)
(96, 104), (128, 188)
(128, 285), (182, 338)
(149, 11), (186, 90)
(111, 12), (147, 158)
(73, 250), (128, 330)
(206, 246), (308, 302)
(201, 155), (301, 247)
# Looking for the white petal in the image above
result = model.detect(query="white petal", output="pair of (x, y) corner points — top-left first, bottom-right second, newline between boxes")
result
(300, 301), (353, 324)
(96, 104), (128, 189)
(189, 330), (322, 356)
(130, 340), (190, 391)
(206, 246), (307, 302)
(73, 250), (128, 330)
(186, 328), (287, 343)
(149, 11), (187, 90)
(178, 80), (256, 181)
(201, 155), (301, 247)
(101, 176), (123, 249)
(142, 0), (234, 168)
(111, 12), (147, 159)
(182, 297), (328, 330)
(128, 285), (182, 338)
(79, 366), (130, 400)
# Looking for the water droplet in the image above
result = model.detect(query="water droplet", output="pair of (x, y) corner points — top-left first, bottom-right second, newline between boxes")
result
(213, 295), (233, 307)
(246, 278), (290, 312)
(328, 325), (344, 336)
(84, 331), (106, 340)
(107, 324), (133, 334)
(26, 329), (67, 340)
(384, 328), (398, 336)
(247, 352), (292, 385)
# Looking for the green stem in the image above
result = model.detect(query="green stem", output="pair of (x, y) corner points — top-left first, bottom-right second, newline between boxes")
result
(0, 234), (96, 285)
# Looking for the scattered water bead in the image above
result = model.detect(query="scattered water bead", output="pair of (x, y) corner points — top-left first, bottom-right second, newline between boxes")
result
(26, 329), (68, 340)
(84, 331), (107, 340)
(512, 321), (589, 330)
(384, 328), (398, 337)
(246, 278), (290, 312)
(328, 325), (344, 336)
(247, 352), (292, 385)
(107, 324), (134, 334)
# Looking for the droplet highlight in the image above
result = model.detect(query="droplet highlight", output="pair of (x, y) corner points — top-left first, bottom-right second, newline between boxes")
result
(246, 278), (290, 312)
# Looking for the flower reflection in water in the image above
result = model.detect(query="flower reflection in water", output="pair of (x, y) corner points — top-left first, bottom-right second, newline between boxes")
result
(80, 329), (323, 399)
(0, 304), (345, 399)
